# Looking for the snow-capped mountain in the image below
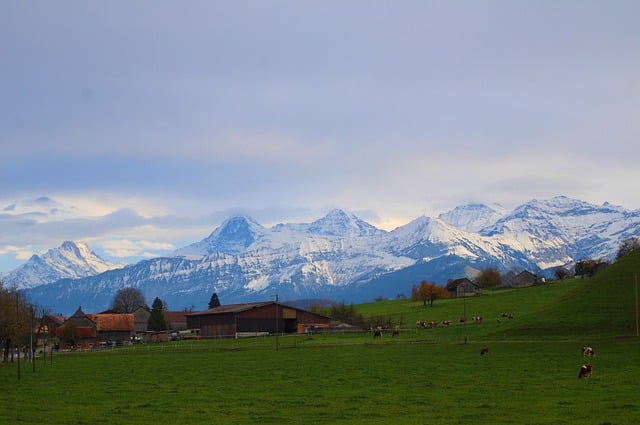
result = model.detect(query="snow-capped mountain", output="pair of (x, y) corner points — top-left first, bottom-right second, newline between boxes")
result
(438, 203), (508, 233)
(21, 196), (640, 315)
(6, 241), (124, 288)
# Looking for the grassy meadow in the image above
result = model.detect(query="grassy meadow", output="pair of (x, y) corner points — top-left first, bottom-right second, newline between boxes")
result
(2, 250), (640, 424)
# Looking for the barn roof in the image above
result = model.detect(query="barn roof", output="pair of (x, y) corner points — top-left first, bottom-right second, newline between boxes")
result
(445, 277), (478, 290)
(95, 314), (134, 331)
(163, 311), (188, 322)
(186, 301), (330, 319)
(187, 302), (274, 316)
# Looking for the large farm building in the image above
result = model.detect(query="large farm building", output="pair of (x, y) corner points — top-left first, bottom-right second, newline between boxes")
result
(186, 301), (331, 338)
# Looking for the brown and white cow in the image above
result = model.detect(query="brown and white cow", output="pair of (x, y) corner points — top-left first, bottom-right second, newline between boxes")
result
(582, 346), (595, 357)
(473, 316), (483, 323)
(579, 364), (592, 378)
(480, 347), (489, 356)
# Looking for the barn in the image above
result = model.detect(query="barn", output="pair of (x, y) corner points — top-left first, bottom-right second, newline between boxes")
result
(186, 301), (331, 338)
(512, 270), (539, 288)
(446, 278), (480, 298)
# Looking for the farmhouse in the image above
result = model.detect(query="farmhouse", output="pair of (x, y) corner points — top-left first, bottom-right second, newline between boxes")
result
(55, 307), (98, 350)
(446, 278), (480, 298)
(55, 307), (135, 349)
(186, 301), (331, 338)
(512, 270), (539, 288)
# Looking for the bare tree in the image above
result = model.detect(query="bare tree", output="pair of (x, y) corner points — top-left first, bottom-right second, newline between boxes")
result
(475, 268), (502, 288)
(616, 237), (640, 261)
(111, 287), (147, 313)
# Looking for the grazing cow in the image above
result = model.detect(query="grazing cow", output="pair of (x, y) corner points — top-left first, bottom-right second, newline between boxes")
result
(582, 346), (595, 357)
(416, 320), (426, 328)
(428, 321), (438, 328)
(579, 364), (593, 378)
(392, 326), (400, 337)
(373, 329), (382, 338)
(459, 318), (466, 323)
(473, 316), (483, 323)
(441, 320), (452, 327)
(480, 347), (489, 356)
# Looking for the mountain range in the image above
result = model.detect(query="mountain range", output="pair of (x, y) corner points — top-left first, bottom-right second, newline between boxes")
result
(11, 196), (640, 315)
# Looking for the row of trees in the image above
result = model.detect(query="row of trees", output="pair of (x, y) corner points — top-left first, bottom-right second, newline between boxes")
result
(0, 281), (41, 363)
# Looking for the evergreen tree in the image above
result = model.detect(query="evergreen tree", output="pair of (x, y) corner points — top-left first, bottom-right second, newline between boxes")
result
(147, 297), (168, 331)
(208, 292), (221, 309)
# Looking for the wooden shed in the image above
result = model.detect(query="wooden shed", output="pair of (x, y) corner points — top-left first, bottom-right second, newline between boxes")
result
(445, 278), (480, 298)
(512, 270), (538, 288)
(186, 301), (331, 339)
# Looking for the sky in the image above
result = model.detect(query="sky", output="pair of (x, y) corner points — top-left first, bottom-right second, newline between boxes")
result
(1, 0), (639, 274)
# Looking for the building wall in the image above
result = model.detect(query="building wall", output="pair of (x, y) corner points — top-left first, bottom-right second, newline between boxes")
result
(186, 304), (330, 338)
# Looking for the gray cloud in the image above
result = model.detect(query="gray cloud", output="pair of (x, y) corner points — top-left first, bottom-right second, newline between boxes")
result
(1, 1), (639, 271)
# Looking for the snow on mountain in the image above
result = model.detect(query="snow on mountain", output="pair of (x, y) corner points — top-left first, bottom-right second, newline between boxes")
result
(479, 196), (635, 268)
(172, 215), (267, 258)
(438, 203), (508, 233)
(6, 241), (125, 289)
(20, 196), (640, 315)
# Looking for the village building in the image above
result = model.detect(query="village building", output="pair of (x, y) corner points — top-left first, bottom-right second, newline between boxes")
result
(445, 277), (480, 298)
(133, 306), (151, 333)
(185, 301), (331, 339)
(512, 270), (539, 288)
(163, 311), (189, 331)
(55, 307), (134, 349)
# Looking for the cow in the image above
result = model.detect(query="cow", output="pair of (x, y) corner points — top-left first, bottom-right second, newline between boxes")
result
(480, 347), (489, 356)
(579, 364), (592, 378)
(428, 321), (438, 328)
(441, 320), (452, 327)
(416, 320), (426, 328)
(473, 316), (483, 323)
(582, 346), (595, 357)
(373, 329), (382, 338)
(392, 326), (400, 337)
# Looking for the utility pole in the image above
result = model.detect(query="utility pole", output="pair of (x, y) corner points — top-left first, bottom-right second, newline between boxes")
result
(30, 306), (35, 373)
(275, 294), (279, 351)
(463, 284), (468, 344)
(635, 273), (638, 337)
(16, 291), (21, 381)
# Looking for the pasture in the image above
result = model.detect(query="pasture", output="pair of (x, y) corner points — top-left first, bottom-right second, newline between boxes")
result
(2, 334), (639, 424)
(3, 250), (640, 424)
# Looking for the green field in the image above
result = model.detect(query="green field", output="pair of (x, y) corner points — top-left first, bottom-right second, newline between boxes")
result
(3, 250), (640, 424)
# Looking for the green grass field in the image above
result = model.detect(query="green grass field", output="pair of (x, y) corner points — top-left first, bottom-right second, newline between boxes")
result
(2, 250), (640, 424)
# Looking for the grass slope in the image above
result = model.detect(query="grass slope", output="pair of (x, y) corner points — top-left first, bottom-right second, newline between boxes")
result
(2, 250), (639, 424)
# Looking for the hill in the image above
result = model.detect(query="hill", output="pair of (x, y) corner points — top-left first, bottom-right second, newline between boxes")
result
(354, 248), (640, 340)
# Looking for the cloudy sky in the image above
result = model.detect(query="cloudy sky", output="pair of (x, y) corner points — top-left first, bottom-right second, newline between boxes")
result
(1, 1), (639, 273)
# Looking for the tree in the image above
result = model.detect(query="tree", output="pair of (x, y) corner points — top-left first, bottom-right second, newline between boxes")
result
(554, 267), (572, 281)
(411, 280), (448, 307)
(61, 322), (79, 348)
(0, 281), (32, 362)
(147, 297), (168, 332)
(111, 287), (147, 313)
(616, 237), (640, 261)
(575, 258), (609, 278)
(475, 268), (502, 288)
(208, 292), (221, 309)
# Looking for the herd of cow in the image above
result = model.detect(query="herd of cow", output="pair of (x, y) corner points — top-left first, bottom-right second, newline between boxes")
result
(378, 314), (597, 380)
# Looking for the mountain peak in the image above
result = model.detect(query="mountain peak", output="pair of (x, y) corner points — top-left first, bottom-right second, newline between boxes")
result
(439, 203), (507, 233)
(172, 215), (266, 258)
(309, 209), (382, 237)
(6, 240), (123, 289)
